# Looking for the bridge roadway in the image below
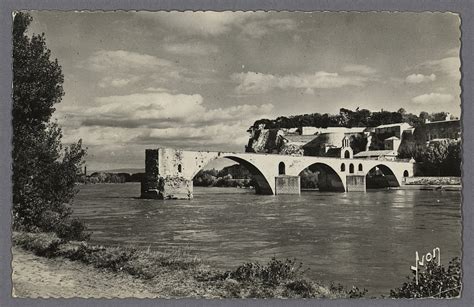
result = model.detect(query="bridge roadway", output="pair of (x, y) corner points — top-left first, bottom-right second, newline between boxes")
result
(141, 148), (415, 199)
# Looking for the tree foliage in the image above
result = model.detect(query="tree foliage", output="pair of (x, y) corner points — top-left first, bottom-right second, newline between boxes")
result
(12, 12), (87, 237)
(251, 108), (457, 130)
(390, 257), (461, 298)
(415, 140), (461, 176)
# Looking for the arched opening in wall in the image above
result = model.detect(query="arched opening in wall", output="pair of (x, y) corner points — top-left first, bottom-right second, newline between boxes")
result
(279, 162), (286, 175)
(349, 163), (354, 174)
(341, 163), (345, 172)
(344, 150), (351, 159)
(178, 164), (182, 173)
(191, 157), (274, 195)
(298, 163), (345, 192)
(358, 164), (363, 172)
(403, 170), (409, 177)
(366, 164), (400, 189)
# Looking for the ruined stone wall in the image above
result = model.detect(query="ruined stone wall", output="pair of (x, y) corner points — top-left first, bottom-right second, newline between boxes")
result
(246, 129), (284, 153)
(141, 149), (160, 198)
(279, 143), (304, 156)
(414, 120), (461, 143)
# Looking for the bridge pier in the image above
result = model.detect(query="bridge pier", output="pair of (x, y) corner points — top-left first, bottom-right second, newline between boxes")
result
(275, 175), (300, 195)
(346, 175), (366, 192)
(141, 149), (194, 199)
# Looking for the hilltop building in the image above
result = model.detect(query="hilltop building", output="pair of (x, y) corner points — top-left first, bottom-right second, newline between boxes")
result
(245, 117), (460, 161)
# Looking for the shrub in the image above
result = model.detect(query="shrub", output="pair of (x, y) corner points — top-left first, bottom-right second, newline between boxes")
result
(195, 257), (362, 298)
(54, 218), (91, 241)
(390, 257), (461, 298)
(13, 232), (61, 258)
(329, 283), (368, 298)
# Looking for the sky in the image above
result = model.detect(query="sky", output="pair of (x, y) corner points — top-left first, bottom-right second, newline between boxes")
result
(26, 11), (461, 171)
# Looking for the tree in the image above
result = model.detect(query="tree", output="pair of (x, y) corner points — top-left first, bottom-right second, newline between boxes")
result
(12, 12), (87, 237)
(416, 140), (450, 176)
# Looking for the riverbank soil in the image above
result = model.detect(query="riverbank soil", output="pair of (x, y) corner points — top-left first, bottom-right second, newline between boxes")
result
(12, 247), (164, 298)
(12, 246), (217, 298)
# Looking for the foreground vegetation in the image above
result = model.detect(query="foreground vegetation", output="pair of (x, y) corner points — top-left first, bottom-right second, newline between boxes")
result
(13, 232), (365, 299)
(13, 232), (461, 298)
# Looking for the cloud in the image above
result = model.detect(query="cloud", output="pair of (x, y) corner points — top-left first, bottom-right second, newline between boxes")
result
(80, 50), (186, 89)
(419, 56), (460, 78)
(62, 91), (273, 146)
(231, 71), (369, 94)
(139, 11), (297, 39)
(241, 18), (297, 39)
(144, 87), (172, 92)
(82, 50), (173, 72)
(60, 91), (273, 150)
(405, 73), (436, 84)
(411, 93), (454, 105)
(98, 76), (140, 88)
(342, 64), (377, 75)
(445, 48), (459, 56)
(163, 42), (219, 56)
(132, 123), (254, 148)
(139, 11), (256, 36)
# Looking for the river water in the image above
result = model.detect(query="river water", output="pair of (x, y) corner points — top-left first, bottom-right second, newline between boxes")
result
(72, 183), (461, 296)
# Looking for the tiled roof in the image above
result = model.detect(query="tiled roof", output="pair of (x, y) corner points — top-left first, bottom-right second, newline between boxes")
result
(283, 135), (317, 144)
(354, 150), (397, 157)
(375, 123), (411, 129)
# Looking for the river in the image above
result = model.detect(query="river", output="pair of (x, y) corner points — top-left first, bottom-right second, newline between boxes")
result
(72, 183), (461, 296)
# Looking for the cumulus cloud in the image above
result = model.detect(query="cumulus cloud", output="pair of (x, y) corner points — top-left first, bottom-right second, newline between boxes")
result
(231, 71), (368, 94)
(80, 92), (272, 126)
(139, 11), (256, 36)
(139, 11), (296, 39)
(445, 48), (459, 56)
(98, 76), (140, 88)
(342, 64), (377, 75)
(241, 18), (297, 39)
(163, 42), (219, 56)
(419, 56), (460, 78)
(80, 50), (185, 89)
(60, 91), (273, 151)
(405, 73), (436, 84)
(411, 93), (454, 105)
(82, 50), (173, 72)
(132, 123), (254, 148)
(144, 87), (172, 92)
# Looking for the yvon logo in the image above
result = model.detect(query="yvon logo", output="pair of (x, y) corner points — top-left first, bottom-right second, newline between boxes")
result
(410, 247), (441, 285)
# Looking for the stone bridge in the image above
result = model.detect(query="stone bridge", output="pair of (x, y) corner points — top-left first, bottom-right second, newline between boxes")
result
(141, 148), (415, 199)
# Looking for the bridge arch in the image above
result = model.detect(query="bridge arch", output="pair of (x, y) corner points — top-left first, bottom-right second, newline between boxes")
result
(298, 162), (345, 192)
(365, 164), (401, 189)
(191, 155), (274, 195)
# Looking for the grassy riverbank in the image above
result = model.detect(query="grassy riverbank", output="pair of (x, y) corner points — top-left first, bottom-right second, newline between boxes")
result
(12, 232), (365, 299)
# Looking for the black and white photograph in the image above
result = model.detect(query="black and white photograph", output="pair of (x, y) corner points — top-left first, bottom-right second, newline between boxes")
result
(9, 10), (462, 299)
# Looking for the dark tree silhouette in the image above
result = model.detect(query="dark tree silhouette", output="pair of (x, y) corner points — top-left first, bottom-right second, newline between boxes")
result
(12, 12), (87, 237)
